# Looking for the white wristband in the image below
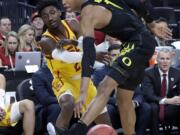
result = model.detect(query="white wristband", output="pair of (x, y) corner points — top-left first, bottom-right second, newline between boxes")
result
(52, 49), (83, 63)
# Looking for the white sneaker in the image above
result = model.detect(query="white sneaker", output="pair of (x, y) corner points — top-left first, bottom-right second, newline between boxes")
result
(47, 122), (56, 135)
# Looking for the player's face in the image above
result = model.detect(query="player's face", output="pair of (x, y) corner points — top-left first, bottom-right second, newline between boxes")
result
(40, 6), (61, 29)
(62, 0), (81, 12)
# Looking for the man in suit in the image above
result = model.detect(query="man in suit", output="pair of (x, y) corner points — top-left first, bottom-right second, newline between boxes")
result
(133, 85), (152, 135)
(142, 47), (180, 135)
(32, 64), (60, 130)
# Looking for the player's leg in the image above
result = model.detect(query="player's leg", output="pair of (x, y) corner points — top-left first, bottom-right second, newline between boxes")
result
(68, 76), (117, 135)
(84, 80), (112, 126)
(116, 88), (135, 135)
(14, 100), (35, 135)
(56, 91), (75, 129)
(47, 81), (78, 135)
(69, 76), (118, 135)
(80, 76), (118, 125)
(94, 110), (112, 126)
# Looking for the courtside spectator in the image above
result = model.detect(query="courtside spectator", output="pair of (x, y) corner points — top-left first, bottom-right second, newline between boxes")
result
(0, 31), (19, 69)
(18, 24), (37, 51)
(30, 12), (44, 41)
(142, 47), (180, 135)
(0, 17), (11, 48)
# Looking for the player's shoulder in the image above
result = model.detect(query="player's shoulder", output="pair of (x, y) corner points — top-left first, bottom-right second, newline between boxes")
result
(81, 5), (97, 19)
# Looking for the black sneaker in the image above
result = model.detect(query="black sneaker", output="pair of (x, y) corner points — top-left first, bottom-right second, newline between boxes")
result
(47, 122), (69, 135)
(69, 121), (88, 135)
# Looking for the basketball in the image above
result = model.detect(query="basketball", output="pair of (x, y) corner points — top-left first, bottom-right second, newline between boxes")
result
(87, 124), (117, 135)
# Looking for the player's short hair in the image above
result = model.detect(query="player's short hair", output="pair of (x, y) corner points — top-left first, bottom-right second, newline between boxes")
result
(108, 44), (121, 52)
(36, 0), (61, 14)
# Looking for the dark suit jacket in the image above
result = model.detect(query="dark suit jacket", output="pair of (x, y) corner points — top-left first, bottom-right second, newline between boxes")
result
(142, 64), (180, 104)
(32, 65), (58, 107)
(133, 85), (144, 106)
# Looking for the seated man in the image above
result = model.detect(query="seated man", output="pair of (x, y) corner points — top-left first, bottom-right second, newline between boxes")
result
(133, 85), (151, 135)
(142, 47), (180, 135)
(0, 73), (35, 135)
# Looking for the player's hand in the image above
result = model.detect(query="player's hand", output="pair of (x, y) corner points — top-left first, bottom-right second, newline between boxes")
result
(149, 21), (172, 40)
(57, 39), (78, 50)
(74, 92), (87, 118)
(74, 77), (90, 118)
(0, 107), (6, 121)
(96, 52), (111, 65)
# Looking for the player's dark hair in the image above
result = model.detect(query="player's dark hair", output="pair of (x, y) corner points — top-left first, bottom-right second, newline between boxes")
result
(36, 0), (61, 14)
(108, 44), (121, 52)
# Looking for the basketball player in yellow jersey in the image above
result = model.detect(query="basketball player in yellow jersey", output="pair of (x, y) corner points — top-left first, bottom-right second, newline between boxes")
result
(37, 0), (111, 134)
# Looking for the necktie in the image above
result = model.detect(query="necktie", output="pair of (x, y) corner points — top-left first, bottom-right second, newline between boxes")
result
(159, 74), (167, 121)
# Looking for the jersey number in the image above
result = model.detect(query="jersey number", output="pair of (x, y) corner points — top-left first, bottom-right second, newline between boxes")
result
(74, 63), (81, 72)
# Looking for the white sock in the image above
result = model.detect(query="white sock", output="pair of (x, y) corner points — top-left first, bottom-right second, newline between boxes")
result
(0, 89), (5, 109)
(47, 122), (56, 135)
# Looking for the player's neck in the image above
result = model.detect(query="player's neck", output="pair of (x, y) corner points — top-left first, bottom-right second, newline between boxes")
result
(49, 24), (67, 39)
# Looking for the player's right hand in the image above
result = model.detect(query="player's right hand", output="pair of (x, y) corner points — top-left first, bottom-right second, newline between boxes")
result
(74, 92), (87, 118)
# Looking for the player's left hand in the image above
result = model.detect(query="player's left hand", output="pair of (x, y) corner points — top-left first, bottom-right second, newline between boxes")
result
(74, 92), (87, 118)
(149, 21), (172, 40)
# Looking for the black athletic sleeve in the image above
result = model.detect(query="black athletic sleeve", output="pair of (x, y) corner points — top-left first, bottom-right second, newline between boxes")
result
(81, 37), (96, 77)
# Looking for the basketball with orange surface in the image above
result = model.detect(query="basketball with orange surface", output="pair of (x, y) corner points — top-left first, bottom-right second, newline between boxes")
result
(87, 124), (117, 135)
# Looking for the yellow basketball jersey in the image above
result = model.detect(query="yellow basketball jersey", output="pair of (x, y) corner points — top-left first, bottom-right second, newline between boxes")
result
(43, 20), (81, 79)
(43, 20), (82, 94)
(42, 20), (97, 111)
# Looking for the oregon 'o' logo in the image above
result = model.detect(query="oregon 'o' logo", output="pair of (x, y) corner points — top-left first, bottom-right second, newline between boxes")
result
(122, 57), (132, 66)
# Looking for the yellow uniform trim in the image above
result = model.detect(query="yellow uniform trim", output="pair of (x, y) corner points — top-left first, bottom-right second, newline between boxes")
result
(94, 0), (123, 10)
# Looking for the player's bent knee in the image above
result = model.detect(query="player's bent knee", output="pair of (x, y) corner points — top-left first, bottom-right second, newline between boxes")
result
(19, 99), (34, 112)
(59, 95), (75, 109)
